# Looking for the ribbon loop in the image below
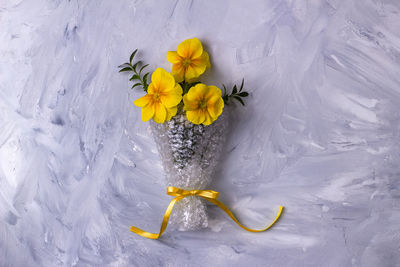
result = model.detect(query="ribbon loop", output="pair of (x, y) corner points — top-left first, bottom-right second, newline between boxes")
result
(131, 186), (284, 239)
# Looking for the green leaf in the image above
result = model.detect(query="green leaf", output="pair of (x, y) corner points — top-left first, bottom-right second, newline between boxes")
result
(232, 85), (238, 94)
(139, 64), (149, 74)
(222, 84), (227, 95)
(143, 73), (149, 85)
(133, 61), (143, 71)
(131, 83), (141, 89)
(233, 96), (245, 106)
(239, 78), (244, 91)
(119, 67), (132, 72)
(118, 63), (130, 68)
(222, 95), (229, 104)
(130, 74), (140, 81)
(129, 49), (138, 64)
(237, 92), (249, 97)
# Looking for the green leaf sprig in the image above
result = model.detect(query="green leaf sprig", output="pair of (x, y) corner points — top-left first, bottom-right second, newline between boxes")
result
(222, 79), (249, 106)
(118, 49), (150, 92)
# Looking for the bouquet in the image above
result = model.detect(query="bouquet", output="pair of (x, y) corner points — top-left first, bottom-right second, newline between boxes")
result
(119, 38), (283, 239)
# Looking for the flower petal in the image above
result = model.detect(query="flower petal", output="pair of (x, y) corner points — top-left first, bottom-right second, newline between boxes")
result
(134, 94), (152, 107)
(183, 102), (198, 111)
(153, 102), (167, 123)
(184, 90), (198, 103)
(207, 95), (224, 119)
(191, 83), (209, 98)
(171, 63), (185, 83)
(151, 68), (175, 92)
(203, 51), (211, 69)
(183, 94), (199, 111)
(185, 64), (205, 81)
(203, 111), (214, 125)
(160, 93), (182, 108)
(147, 83), (155, 94)
(204, 85), (222, 101)
(186, 110), (205, 125)
(167, 51), (182, 64)
(192, 51), (211, 69)
(166, 106), (178, 121)
(198, 110), (206, 124)
(160, 83), (182, 107)
(177, 38), (203, 59)
(174, 83), (183, 95)
(141, 103), (154, 122)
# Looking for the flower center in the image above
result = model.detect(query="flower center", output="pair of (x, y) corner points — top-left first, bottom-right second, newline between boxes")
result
(199, 99), (207, 109)
(182, 58), (192, 67)
(153, 92), (161, 101)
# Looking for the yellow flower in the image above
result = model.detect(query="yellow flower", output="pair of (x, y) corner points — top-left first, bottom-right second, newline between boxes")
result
(134, 68), (183, 123)
(167, 38), (211, 82)
(183, 84), (224, 125)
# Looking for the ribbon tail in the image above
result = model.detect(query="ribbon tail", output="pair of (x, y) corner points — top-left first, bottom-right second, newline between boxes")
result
(130, 196), (183, 239)
(207, 198), (284, 232)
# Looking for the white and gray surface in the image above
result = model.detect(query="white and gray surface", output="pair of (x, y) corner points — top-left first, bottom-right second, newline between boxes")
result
(1, 0), (399, 266)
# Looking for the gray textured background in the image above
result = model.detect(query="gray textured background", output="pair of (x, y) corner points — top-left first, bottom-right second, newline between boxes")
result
(1, 0), (400, 266)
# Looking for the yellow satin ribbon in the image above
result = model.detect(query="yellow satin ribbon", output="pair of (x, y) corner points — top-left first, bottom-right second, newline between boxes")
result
(130, 186), (284, 239)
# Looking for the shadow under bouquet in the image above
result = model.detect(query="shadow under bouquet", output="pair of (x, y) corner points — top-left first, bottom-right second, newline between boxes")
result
(119, 38), (283, 239)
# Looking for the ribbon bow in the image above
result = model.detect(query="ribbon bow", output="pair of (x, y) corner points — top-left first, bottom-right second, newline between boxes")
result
(130, 186), (284, 239)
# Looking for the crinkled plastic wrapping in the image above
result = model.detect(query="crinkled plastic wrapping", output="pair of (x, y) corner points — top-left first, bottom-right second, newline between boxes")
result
(150, 109), (229, 231)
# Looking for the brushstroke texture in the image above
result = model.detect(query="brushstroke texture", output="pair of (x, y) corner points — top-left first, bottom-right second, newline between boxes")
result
(0, 0), (399, 266)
